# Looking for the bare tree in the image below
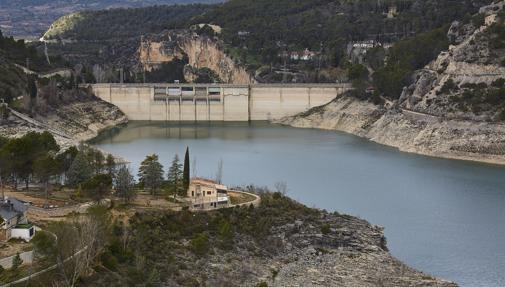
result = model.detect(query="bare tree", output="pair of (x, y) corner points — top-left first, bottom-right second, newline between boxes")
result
(274, 181), (288, 195)
(192, 157), (197, 178)
(92, 64), (106, 83)
(33, 207), (111, 287)
(215, 159), (223, 184)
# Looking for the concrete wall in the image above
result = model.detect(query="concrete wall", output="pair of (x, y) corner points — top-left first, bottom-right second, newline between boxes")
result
(0, 251), (33, 269)
(89, 83), (350, 122)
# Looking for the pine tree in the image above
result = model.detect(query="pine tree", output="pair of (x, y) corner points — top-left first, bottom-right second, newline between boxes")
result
(66, 152), (93, 187)
(115, 166), (135, 203)
(183, 147), (190, 191)
(105, 154), (116, 176)
(11, 252), (22, 271)
(138, 154), (164, 195)
(167, 155), (183, 197)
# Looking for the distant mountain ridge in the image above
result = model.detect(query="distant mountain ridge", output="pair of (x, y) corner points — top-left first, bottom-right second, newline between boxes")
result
(0, 0), (222, 38)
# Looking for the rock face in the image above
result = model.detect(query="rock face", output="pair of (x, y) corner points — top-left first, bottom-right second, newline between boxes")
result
(93, 193), (456, 287)
(0, 91), (127, 149)
(139, 31), (254, 84)
(192, 210), (456, 287)
(279, 96), (505, 164)
(399, 1), (505, 121)
(279, 2), (505, 165)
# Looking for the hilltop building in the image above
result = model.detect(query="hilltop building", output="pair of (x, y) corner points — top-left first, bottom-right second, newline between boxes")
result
(387, 6), (398, 19)
(187, 178), (230, 210)
(0, 198), (35, 242)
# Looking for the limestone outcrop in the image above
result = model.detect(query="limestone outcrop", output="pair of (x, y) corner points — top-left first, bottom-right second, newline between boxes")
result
(399, 1), (505, 121)
(0, 91), (127, 149)
(139, 31), (254, 84)
(279, 1), (505, 165)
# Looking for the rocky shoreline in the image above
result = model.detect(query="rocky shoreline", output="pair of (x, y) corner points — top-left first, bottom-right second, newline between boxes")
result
(91, 192), (457, 287)
(276, 96), (505, 165)
(0, 96), (128, 150)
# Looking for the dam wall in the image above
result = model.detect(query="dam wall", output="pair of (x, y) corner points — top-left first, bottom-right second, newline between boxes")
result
(88, 83), (350, 121)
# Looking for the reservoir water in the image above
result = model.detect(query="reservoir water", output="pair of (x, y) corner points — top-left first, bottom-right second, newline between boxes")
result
(91, 121), (505, 287)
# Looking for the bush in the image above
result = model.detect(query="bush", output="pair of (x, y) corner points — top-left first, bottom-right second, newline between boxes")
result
(190, 233), (209, 256)
(321, 224), (331, 235)
(11, 253), (22, 271)
(101, 251), (119, 270)
(348, 64), (369, 81)
(492, 78), (505, 88)
(472, 13), (485, 27)
(438, 79), (457, 95)
(374, 26), (450, 99)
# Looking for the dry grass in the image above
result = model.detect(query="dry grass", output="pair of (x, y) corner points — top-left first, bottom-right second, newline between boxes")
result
(228, 191), (257, 205)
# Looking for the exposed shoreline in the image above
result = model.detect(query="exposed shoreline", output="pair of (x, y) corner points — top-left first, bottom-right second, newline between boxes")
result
(0, 98), (128, 151)
(275, 96), (505, 166)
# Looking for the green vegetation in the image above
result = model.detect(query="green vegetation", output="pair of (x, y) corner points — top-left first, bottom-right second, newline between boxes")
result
(0, 131), (59, 189)
(190, 233), (210, 256)
(144, 59), (188, 83)
(43, 5), (213, 41)
(39, 0), (492, 84)
(66, 151), (93, 187)
(438, 79), (458, 95)
(373, 26), (450, 99)
(11, 253), (22, 271)
(115, 166), (136, 203)
(196, 0), (490, 71)
(167, 154), (184, 197)
(82, 173), (113, 203)
(449, 82), (505, 118)
(77, 191), (323, 285)
(183, 147), (190, 191)
(138, 154), (164, 195)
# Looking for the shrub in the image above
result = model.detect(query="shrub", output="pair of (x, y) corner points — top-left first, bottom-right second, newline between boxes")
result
(11, 253), (22, 271)
(472, 13), (485, 27)
(190, 233), (209, 256)
(321, 224), (331, 235)
(101, 251), (118, 270)
(492, 78), (505, 88)
(438, 79), (457, 95)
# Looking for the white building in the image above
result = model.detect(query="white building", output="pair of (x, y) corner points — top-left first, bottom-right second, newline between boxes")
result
(0, 198), (35, 242)
(187, 178), (230, 210)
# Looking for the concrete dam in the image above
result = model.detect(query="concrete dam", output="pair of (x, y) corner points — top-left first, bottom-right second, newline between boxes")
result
(88, 83), (350, 121)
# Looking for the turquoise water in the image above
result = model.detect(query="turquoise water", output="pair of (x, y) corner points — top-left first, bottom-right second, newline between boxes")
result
(92, 121), (505, 287)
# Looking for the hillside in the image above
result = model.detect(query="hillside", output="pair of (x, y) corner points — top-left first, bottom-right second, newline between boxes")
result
(39, 0), (494, 84)
(0, 0), (222, 38)
(0, 29), (127, 149)
(279, 1), (505, 165)
(82, 191), (456, 287)
(0, 30), (68, 103)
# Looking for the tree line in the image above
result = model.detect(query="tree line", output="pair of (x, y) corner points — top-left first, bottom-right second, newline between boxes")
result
(0, 132), (119, 205)
(137, 147), (191, 200)
(0, 132), (197, 206)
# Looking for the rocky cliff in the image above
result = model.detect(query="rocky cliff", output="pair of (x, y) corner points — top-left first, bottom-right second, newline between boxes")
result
(278, 1), (505, 165)
(400, 1), (505, 121)
(0, 89), (127, 149)
(139, 31), (254, 84)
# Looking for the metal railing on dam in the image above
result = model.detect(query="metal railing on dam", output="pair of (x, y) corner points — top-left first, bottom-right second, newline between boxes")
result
(85, 83), (351, 121)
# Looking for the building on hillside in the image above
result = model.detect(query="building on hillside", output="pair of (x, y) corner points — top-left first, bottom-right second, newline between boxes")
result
(187, 178), (230, 210)
(0, 198), (35, 242)
(346, 40), (392, 64)
(387, 6), (398, 19)
(289, 49), (316, 61)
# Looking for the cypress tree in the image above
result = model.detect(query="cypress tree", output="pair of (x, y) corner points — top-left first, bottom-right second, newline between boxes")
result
(183, 147), (190, 190)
